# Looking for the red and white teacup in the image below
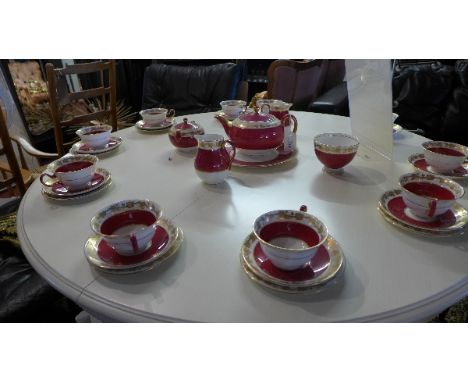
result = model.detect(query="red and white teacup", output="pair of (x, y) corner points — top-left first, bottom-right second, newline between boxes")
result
(253, 206), (328, 271)
(90, 199), (162, 256)
(399, 172), (464, 220)
(76, 124), (112, 149)
(139, 108), (175, 125)
(314, 133), (359, 173)
(40, 154), (98, 190)
(422, 141), (468, 173)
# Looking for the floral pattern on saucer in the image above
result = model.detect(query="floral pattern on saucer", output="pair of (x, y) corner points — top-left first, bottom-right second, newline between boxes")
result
(378, 189), (468, 235)
(70, 136), (122, 155)
(232, 149), (297, 168)
(409, 153), (468, 180)
(84, 217), (183, 274)
(135, 118), (174, 132)
(240, 232), (345, 293)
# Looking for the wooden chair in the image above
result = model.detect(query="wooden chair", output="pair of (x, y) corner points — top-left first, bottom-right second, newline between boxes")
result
(0, 103), (30, 196)
(265, 59), (328, 110)
(46, 60), (117, 156)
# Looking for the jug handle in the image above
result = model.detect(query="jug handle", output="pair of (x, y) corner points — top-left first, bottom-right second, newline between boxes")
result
(223, 140), (236, 170)
(282, 114), (298, 133)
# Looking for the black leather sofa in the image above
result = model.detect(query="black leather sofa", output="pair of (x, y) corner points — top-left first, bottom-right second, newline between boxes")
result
(0, 198), (80, 322)
(141, 62), (244, 116)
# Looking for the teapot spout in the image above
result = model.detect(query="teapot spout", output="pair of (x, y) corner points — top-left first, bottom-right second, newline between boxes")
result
(214, 114), (232, 136)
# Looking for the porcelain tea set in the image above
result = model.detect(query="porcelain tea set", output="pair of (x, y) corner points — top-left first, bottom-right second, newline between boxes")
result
(378, 140), (468, 236)
(136, 107), (176, 132)
(70, 124), (123, 155)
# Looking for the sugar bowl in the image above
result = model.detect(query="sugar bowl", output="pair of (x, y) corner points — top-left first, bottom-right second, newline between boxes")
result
(168, 118), (205, 151)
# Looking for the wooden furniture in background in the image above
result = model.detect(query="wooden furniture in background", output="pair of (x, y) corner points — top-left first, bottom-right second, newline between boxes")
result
(0, 102), (30, 196)
(266, 59), (327, 110)
(46, 60), (117, 156)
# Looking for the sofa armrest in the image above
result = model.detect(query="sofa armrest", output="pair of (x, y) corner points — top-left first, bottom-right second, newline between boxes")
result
(308, 82), (349, 116)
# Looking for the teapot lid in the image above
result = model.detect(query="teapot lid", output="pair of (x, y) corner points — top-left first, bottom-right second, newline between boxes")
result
(234, 106), (280, 129)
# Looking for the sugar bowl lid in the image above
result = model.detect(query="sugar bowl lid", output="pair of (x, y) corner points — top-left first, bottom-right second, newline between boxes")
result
(169, 118), (204, 136)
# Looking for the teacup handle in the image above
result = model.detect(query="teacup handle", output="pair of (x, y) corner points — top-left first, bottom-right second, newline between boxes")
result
(130, 233), (140, 254)
(223, 140), (236, 170)
(40, 173), (56, 187)
(282, 114), (298, 133)
(166, 109), (175, 119)
(428, 200), (437, 218)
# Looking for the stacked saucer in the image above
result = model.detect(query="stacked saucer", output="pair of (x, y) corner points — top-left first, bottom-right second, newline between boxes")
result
(40, 154), (112, 201)
(84, 199), (183, 274)
(135, 118), (174, 133)
(240, 208), (345, 293)
(378, 173), (467, 236)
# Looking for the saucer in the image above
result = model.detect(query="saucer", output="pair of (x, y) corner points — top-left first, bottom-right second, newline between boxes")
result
(41, 168), (111, 197)
(42, 169), (112, 201)
(408, 153), (468, 180)
(378, 189), (468, 235)
(135, 118), (173, 132)
(232, 149), (297, 168)
(240, 232), (345, 293)
(70, 136), (122, 155)
(84, 217), (183, 274)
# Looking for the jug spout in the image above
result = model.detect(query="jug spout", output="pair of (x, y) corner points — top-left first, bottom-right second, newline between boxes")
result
(214, 114), (232, 136)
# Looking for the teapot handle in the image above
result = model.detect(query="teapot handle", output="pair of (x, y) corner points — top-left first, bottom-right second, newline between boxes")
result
(282, 114), (298, 133)
(223, 140), (236, 170)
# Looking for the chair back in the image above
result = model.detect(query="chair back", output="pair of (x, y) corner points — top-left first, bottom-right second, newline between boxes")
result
(141, 62), (244, 116)
(0, 101), (27, 196)
(46, 60), (117, 156)
(267, 59), (327, 110)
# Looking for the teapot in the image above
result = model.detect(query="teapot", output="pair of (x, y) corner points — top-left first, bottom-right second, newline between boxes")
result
(214, 105), (284, 156)
(256, 99), (298, 153)
(168, 118), (205, 151)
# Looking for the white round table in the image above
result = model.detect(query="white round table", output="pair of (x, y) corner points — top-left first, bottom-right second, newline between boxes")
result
(17, 111), (468, 322)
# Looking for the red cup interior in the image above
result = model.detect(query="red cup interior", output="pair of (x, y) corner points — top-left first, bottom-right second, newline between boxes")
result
(259, 221), (319, 248)
(403, 181), (455, 200)
(56, 160), (93, 173)
(427, 146), (465, 157)
(100, 210), (157, 235)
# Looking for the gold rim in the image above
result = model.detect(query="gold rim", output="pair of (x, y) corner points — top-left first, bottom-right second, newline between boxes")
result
(378, 189), (468, 236)
(240, 232), (345, 292)
(314, 133), (359, 154)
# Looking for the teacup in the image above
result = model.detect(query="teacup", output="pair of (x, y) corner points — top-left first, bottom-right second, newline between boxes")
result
(422, 141), (468, 173)
(91, 199), (162, 256)
(139, 108), (175, 125)
(40, 154), (98, 190)
(76, 124), (112, 149)
(253, 206), (328, 271)
(399, 172), (464, 220)
(314, 133), (359, 173)
(220, 100), (246, 120)
(392, 113), (399, 123)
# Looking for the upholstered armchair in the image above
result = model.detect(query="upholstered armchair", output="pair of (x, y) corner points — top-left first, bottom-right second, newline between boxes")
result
(141, 62), (245, 116)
